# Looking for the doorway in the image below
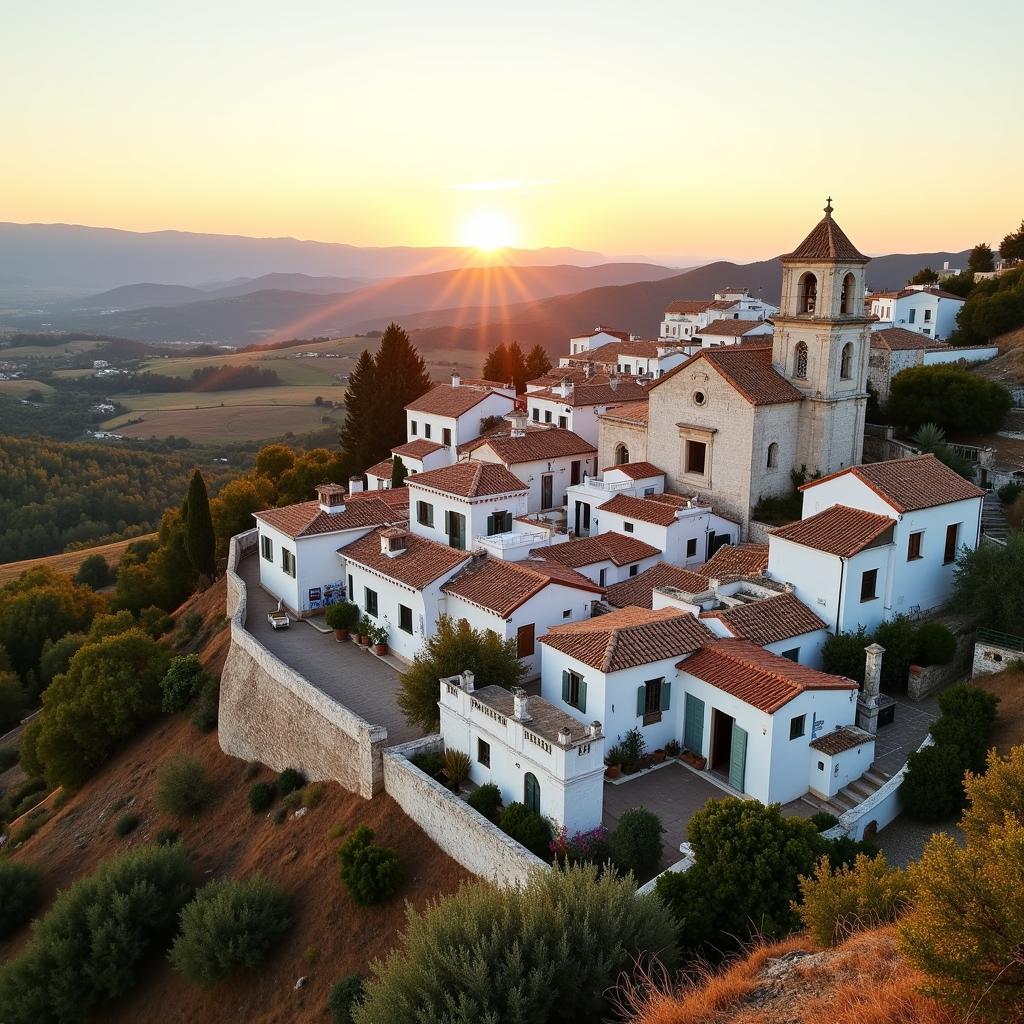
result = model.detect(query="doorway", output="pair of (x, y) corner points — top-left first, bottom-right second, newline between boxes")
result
(710, 708), (747, 793)
(541, 473), (554, 509)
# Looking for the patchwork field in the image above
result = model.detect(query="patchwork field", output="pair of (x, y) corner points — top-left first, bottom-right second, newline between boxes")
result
(1, 339), (105, 358)
(103, 403), (339, 442)
(110, 384), (346, 412)
(0, 532), (157, 586)
(0, 378), (55, 397)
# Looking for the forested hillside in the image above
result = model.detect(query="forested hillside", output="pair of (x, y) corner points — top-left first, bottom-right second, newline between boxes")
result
(0, 437), (234, 562)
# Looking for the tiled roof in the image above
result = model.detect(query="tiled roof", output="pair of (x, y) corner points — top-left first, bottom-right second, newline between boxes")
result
(470, 686), (593, 745)
(405, 382), (512, 418)
(254, 496), (402, 540)
(604, 562), (712, 609)
(528, 379), (649, 408)
(678, 640), (858, 714)
(534, 532), (660, 569)
(870, 327), (951, 352)
(704, 592), (827, 646)
(442, 557), (602, 618)
(599, 399), (649, 424)
(810, 726), (875, 756)
(772, 504), (895, 557)
(365, 459), (394, 479)
(540, 606), (716, 672)
(338, 528), (471, 590)
(894, 287), (966, 302)
(665, 299), (718, 315)
(598, 493), (685, 527)
(701, 543), (769, 579)
(406, 462), (528, 498)
(586, 339), (662, 362)
(696, 319), (772, 337)
(602, 460), (664, 479)
(358, 486), (410, 510)
(572, 326), (631, 341)
(392, 439), (445, 459)
(781, 207), (868, 263)
(801, 454), (985, 513)
(527, 367), (605, 388)
(461, 377), (512, 389)
(465, 427), (596, 464)
(650, 346), (803, 406)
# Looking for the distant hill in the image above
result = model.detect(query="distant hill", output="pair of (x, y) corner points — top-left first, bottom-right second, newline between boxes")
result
(203, 273), (366, 299)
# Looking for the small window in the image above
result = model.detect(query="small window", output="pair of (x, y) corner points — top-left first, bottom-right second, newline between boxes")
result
(399, 604), (413, 634)
(693, 390), (707, 406)
(614, 443), (629, 465)
(685, 439), (707, 475)
(562, 608), (571, 619)
(563, 670), (586, 711)
(487, 510), (511, 536)
(840, 342), (853, 380)
(281, 548), (296, 578)
(860, 568), (878, 602)
(442, 427), (452, 447)
(424, 423), (432, 439)
(260, 534), (273, 562)
(908, 308), (917, 324)
(599, 567), (607, 586)
(781, 647), (799, 662)
(817, 760), (825, 772)
(364, 587), (378, 617)
(558, 415), (568, 429)
(532, 407), (540, 422)
(623, 521), (635, 533)
(347, 574), (353, 599)
(793, 341), (809, 379)
(643, 486), (655, 496)
(629, 564), (639, 577)
(642, 677), (664, 725)
(790, 714), (806, 740)
(924, 309), (932, 322)
(686, 537), (697, 558)
(544, 410), (553, 424)
(410, 420), (418, 436)
(417, 500), (434, 527)
(477, 738), (490, 767)
(766, 442), (778, 469)
(943, 523), (960, 564)
(907, 531), (923, 561)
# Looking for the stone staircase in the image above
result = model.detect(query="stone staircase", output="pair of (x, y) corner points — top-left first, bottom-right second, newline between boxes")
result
(981, 492), (1009, 545)
(801, 763), (892, 817)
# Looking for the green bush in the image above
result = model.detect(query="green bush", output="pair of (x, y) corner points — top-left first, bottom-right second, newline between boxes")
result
(338, 826), (403, 906)
(998, 481), (1023, 505)
(0, 745), (19, 772)
(914, 621), (957, 667)
(0, 861), (42, 939)
(190, 671), (220, 733)
(178, 611), (204, 643)
(352, 864), (678, 1024)
(276, 767), (306, 797)
(608, 807), (664, 879)
(169, 876), (293, 987)
(0, 844), (194, 1022)
(243, 761), (260, 781)
(442, 747), (471, 785)
(157, 756), (212, 818)
(902, 742), (968, 821)
(160, 654), (211, 713)
(324, 602), (359, 632)
(466, 783), (502, 822)
(328, 974), (365, 1024)
(249, 782), (275, 813)
(0, 776), (48, 825)
(930, 684), (1000, 773)
(139, 605), (174, 639)
(74, 554), (111, 590)
(821, 627), (869, 685)
(190, 702), (218, 733)
(156, 827), (181, 846)
(499, 802), (553, 860)
(114, 812), (140, 836)
(36, 632), (86, 695)
(410, 750), (443, 777)
(810, 811), (839, 832)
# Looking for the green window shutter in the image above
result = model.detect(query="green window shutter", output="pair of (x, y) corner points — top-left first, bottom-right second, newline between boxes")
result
(561, 670), (570, 703)
(578, 678), (587, 714)
(729, 725), (748, 792)
(660, 678), (671, 712)
(444, 509), (450, 533)
(486, 513), (494, 535)
(683, 693), (705, 754)
(636, 684), (646, 717)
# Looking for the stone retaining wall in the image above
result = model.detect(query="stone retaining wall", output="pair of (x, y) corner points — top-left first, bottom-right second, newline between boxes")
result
(383, 735), (549, 888)
(907, 620), (976, 700)
(220, 530), (387, 799)
(973, 638), (1024, 677)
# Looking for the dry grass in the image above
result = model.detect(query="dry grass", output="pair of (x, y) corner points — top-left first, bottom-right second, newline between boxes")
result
(974, 667), (1024, 753)
(102, 404), (339, 442)
(0, 533), (156, 586)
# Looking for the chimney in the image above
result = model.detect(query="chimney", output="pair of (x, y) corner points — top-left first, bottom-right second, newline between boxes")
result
(589, 721), (601, 738)
(609, 375), (620, 391)
(348, 475), (364, 494)
(460, 669), (475, 693)
(316, 483), (346, 514)
(557, 726), (572, 746)
(380, 527), (408, 557)
(511, 686), (531, 722)
(506, 410), (528, 438)
(452, 372), (461, 387)
(863, 643), (885, 705)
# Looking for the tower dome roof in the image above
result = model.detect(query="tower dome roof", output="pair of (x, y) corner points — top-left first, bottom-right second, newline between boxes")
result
(782, 198), (868, 263)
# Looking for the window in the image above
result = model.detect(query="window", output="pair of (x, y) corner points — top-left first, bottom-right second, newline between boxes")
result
(798, 272), (817, 313)
(562, 670), (586, 711)
(766, 442), (779, 469)
(599, 567), (607, 586)
(562, 608), (571, 618)
(614, 443), (629, 465)
(693, 390), (707, 406)
(944, 523), (960, 564)
(908, 308), (916, 324)
(686, 537), (697, 558)
(685, 439), (707, 475)
(793, 341), (809, 379)
(424, 422), (432, 438)
(347, 574), (353, 600)
(782, 647), (800, 662)
(558, 415), (568, 429)
(410, 420), (418, 436)
(623, 521), (635, 533)
(445, 510), (466, 550)
(417, 500), (434, 527)
(544, 409), (553, 424)
(629, 563), (639, 577)
(541, 474), (554, 509)
(570, 460), (581, 486)
(640, 677), (667, 725)
(907, 531), (923, 561)
(281, 548), (296, 578)
(532, 407), (540, 422)
(840, 342), (853, 380)
(860, 568), (878, 602)
(841, 272), (856, 315)
(644, 486), (655, 496)
(487, 510), (511, 535)
(399, 604), (413, 634)
(364, 587), (378, 617)
(789, 714), (806, 740)
(516, 623), (535, 657)
(260, 534), (273, 561)
(524, 772), (540, 813)
(924, 309), (932, 322)
(442, 427), (452, 447)
(477, 738), (490, 768)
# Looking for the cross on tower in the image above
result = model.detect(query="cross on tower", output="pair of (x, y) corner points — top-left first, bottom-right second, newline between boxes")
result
(824, 196), (834, 216)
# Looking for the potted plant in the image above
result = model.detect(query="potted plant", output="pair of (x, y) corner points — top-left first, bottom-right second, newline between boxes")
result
(621, 727), (646, 776)
(652, 747), (666, 765)
(604, 744), (624, 780)
(324, 601), (358, 642)
(357, 616), (372, 646)
(442, 748), (471, 790)
(370, 623), (389, 656)
(665, 739), (681, 759)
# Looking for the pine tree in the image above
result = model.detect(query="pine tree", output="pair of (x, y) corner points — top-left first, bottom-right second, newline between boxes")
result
(390, 455), (407, 488)
(182, 470), (216, 579)
(338, 349), (378, 479)
(525, 344), (552, 384)
(967, 242), (995, 273)
(373, 323), (431, 458)
(506, 341), (529, 393)
(482, 343), (509, 385)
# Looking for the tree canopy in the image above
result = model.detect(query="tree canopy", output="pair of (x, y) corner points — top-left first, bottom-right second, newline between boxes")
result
(525, 343), (553, 383)
(998, 218), (1024, 264)
(483, 341), (530, 392)
(885, 364), (1011, 434)
(968, 241), (995, 273)
(950, 532), (1024, 636)
(183, 469), (216, 579)
(908, 266), (939, 285)
(952, 265), (1024, 344)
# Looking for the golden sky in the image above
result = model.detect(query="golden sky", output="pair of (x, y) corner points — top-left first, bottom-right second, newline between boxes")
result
(2, 0), (1021, 263)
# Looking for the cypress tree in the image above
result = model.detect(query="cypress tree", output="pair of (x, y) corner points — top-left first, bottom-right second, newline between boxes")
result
(483, 343), (509, 385)
(525, 343), (552, 383)
(338, 349), (378, 479)
(505, 341), (529, 393)
(390, 455), (408, 488)
(182, 470), (216, 579)
(373, 323), (431, 456)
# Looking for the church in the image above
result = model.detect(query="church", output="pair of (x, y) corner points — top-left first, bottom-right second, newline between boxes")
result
(598, 200), (873, 533)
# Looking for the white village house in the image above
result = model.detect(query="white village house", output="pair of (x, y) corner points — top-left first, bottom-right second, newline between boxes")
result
(526, 377), (648, 446)
(405, 376), (516, 451)
(659, 288), (779, 343)
(869, 286), (965, 340)
(364, 438), (449, 490)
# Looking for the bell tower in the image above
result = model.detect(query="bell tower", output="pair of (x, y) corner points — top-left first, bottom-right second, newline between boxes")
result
(772, 198), (872, 476)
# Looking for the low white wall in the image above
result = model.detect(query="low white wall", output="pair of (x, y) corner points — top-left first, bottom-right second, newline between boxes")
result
(382, 735), (550, 888)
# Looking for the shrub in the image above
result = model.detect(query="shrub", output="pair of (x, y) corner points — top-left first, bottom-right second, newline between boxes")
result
(930, 684), (999, 772)
(114, 812), (140, 836)
(410, 750), (443, 777)
(549, 824), (611, 867)
(609, 807), (664, 878)
(276, 767), (306, 797)
(0, 861), (42, 939)
(190, 671), (220, 732)
(178, 610), (203, 643)
(442, 747), (471, 785)
(0, 775), (47, 825)
(190, 702), (218, 733)
(913, 621), (957, 667)
(810, 810), (839, 832)
(169, 876), (293, 987)
(998, 481), (1023, 505)
(0, 844), (193, 1021)
(243, 760), (260, 780)
(822, 626), (870, 684)
(328, 974), (365, 1024)
(620, 726), (647, 765)
(272, 806), (287, 824)
(301, 783), (324, 808)
(0, 745), (19, 772)
(156, 827), (181, 846)
(324, 602), (359, 632)
(338, 826), (403, 906)
(466, 782), (502, 822)
(886, 364), (1012, 434)
(160, 654), (211, 713)
(962, 745), (1024, 841)
(248, 781), (274, 813)
(798, 853), (914, 946)
(499, 802), (554, 860)
(74, 554), (111, 590)
(157, 756), (212, 818)
(902, 742), (968, 821)
(353, 864), (678, 1024)
(139, 605), (174, 638)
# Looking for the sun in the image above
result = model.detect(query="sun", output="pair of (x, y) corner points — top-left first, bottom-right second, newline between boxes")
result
(461, 210), (518, 252)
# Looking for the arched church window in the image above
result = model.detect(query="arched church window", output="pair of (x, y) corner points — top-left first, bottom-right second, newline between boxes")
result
(840, 342), (854, 379)
(798, 272), (817, 314)
(615, 443), (629, 465)
(793, 342), (809, 379)
(841, 272), (857, 315)
(766, 442), (779, 469)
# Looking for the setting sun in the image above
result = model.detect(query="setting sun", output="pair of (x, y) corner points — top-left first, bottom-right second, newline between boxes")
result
(461, 210), (518, 252)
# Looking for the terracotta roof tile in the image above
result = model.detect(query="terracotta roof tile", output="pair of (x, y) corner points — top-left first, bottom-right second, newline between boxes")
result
(602, 460), (664, 479)
(599, 399), (649, 424)
(598, 493), (684, 527)
(678, 639), (858, 714)
(604, 562), (712, 609)
(586, 339), (663, 362)
(810, 725), (874, 756)
(772, 504), (895, 557)
(338, 528), (471, 590)
(405, 382), (513, 418)
(801, 454), (985, 513)
(701, 543), (769, 578)
(357, 486), (410, 510)
(407, 462), (528, 498)
(365, 459), (395, 479)
(540, 606), (715, 672)
(464, 427), (596, 463)
(696, 319), (772, 337)
(650, 346), (803, 406)
(254, 496), (402, 540)
(392, 439), (445, 459)
(534, 532), (660, 569)
(528, 379), (649, 408)
(665, 299), (718, 315)
(703, 592), (827, 646)
(781, 208), (868, 263)
(869, 327), (951, 352)
(443, 557), (602, 618)
(572, 326), (631, 341)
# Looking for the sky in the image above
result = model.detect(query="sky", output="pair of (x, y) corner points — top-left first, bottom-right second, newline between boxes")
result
(2, 0), (1022, 264)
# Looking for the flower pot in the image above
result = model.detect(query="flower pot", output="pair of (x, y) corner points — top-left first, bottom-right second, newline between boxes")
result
(604, 764), (622, 780)
(653, 749), (666, 764)
(358, 635), (370, 646)
(693, 755), (707, 770)
(623, 762), (638, 776)
(333, 628), (349, 643)
(372, 643), (387, 656)
(639, 754), (653, 770)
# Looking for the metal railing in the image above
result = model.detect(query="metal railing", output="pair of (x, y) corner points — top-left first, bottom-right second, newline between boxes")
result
(976, 627), (1024, 653)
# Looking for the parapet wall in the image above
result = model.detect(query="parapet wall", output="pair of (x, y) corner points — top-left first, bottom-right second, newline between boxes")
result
(220, 530), (387, 799)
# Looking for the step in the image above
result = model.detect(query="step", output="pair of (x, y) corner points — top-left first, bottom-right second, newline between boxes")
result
(846, 779), (878, 801)
(832, 790), (860, 811)
(863, 769), (891, 788)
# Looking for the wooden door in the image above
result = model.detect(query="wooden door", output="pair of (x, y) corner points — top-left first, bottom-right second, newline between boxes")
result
(683, 693), (704, 754)
(728, 724), (747, 793)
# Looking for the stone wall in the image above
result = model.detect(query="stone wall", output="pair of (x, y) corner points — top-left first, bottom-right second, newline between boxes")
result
(383, 735), (549, 888)
(973, 638), (1024, 678)
(907, 618), (976, 700)
(220, 530), (387, 799)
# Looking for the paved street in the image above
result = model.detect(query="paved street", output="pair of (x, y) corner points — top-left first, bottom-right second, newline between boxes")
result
(239, 554), (423, 746)
(874, 693), (940, 776)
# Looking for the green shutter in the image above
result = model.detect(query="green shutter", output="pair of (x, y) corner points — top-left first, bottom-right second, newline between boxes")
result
(683, 693), (704, 754)
(660, 678), (671, 712)
(636, 684), (646, 717)
(578, 678), (587, 714)
(561, 670), (570, 703)
(486, 513), (494, 535)
(729, 725), (748, 793)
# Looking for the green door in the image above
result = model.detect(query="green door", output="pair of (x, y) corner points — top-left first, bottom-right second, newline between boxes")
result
(524, 772), (540, 814)
(683, 694), (704, 754)
(728, 724), (747, 792)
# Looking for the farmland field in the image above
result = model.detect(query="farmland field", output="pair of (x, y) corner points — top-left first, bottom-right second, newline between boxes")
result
(0, 533), (156, 586)
(102, 403), (339, 442)
(1, 339), (105, 358)
(110, 384), (346, 411)
(0, 378), (55, 397)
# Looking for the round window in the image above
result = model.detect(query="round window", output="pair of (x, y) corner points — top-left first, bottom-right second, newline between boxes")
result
(693, 391), (707, 406)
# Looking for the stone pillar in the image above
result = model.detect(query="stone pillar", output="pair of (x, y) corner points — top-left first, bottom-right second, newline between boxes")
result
(460, 670), (475, 693)
(512, 687), (531, 722)
(857, 642), (885, 734)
